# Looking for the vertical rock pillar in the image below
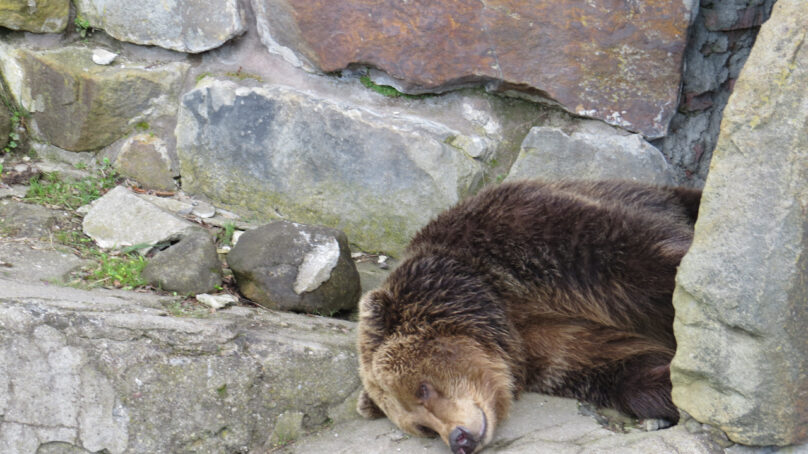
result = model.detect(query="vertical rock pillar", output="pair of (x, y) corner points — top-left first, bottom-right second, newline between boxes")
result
(670, 0), (808, 446)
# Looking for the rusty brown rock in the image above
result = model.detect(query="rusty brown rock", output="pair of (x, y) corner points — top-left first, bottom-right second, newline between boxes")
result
(253, 0), (694, 138)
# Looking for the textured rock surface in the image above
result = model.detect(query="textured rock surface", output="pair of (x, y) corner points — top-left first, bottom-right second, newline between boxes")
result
(0, 0), (68, 33)
(671, 0), (808, 446)
(0, 201), (67, 239)
(253, 0), (695, 138)
(177, 78), (486, 254)
(0, 278), (360, 454)
(506, 122), (676, 185)
(73, 0), (246, 53)
(0, 241), (89, 283)
(114, 134), (177, 191)
(655, 0), (776, 185)
(141, 228), (222, 294)
(82, 186), (195, 250)
(0, 45), (188, 152)
(228, 221), (361, 314)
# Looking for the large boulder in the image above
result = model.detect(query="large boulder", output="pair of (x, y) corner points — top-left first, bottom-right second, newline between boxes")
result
(0, 279), (360, 454)
(228, 221), (361, 314)
(177, 78), (487, 254)
(73, 0), (246, 53)
(0, 45), (187, 152)
(670, 0), (808, 446)
(506, 121), (676, 185)
(0, 0), (68, 33)
(252, 0), (696, 138)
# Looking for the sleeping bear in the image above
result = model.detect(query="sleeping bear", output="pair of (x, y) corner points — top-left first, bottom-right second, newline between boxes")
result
(356, 180), (701, 454)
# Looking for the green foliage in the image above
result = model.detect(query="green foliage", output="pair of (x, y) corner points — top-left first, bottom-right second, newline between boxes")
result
(74, 16), (92, 38)
(359, 75), (432, 100)
(3, 108), (29, 154)
(134, 121), (150, 131)
(217, 222), (236, 247)
(87, 251), (147, 289)
(25, 160), (119, 210)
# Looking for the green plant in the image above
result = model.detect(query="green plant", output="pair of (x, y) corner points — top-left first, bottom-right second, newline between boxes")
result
(87, 252), (147, 289)
(25, 160), (119, 210)
(359, 74), (432, 100)
(217, 222), (236, 247)
(134, 121), (150, 131)
(3, 108), (29, 154)
(75, 15), (92, 38)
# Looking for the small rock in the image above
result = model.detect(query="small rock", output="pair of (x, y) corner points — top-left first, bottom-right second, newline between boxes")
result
(191, 201), (215, 218)
(115, 134), (177, 191)
(228, 221), (361, 314)
(196, 293), (237, 310)
(92, 48), (118, 65)
(82, 186), (195, 250)
(141, 228), (222, 294)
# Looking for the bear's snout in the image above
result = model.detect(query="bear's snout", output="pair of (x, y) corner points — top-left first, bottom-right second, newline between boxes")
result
(449, 426), (479, 454)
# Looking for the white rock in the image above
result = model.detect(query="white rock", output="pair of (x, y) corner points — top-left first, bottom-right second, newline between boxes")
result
(92, 49), (118, 65)
(82, 186), (195, 251)
(293, 236), (340, 295)
(196, 293), (237, 310)
(191, 201), (215, 218)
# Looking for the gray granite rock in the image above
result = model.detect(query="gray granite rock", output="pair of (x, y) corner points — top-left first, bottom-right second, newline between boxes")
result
(228, 221), (361, 314)
(177, 78), (487, 255)
(114, 134), (177, 191)
(73, 0), (246, 53)
(0, 0), (69, 33)
(141, 228), (222, 294)
(671, 0), (808, 445)
(0, 45), (187, 152)
(82, 186), (195, 250)
(506, 122), (676, 185)
(0, 278), (360, 454)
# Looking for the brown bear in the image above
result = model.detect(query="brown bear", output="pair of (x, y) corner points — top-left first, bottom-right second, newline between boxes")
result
(356, 180), (701, 454)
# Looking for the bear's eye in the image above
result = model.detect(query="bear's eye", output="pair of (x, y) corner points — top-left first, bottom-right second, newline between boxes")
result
(416, 382), (431, 401)
(416, 424), (438, 438)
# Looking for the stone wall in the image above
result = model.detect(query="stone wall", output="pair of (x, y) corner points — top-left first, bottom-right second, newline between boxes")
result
(3, 1), (804, 452)
(0, 0), (773, 256)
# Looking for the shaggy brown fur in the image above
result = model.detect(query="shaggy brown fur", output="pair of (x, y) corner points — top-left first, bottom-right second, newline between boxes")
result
(357, 180), (700, 454)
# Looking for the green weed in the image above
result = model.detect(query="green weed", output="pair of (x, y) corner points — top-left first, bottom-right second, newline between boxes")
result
(217, 222), (236, 247)
(74, 16), (92, 38)
(359, 74), (432, 100)
(86, 251), (147, 289)
(3, 108), (29, 154)
(25, 160), (119, 210)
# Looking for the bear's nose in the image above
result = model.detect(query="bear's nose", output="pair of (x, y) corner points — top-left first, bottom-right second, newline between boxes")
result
(449, 426), (478, 454)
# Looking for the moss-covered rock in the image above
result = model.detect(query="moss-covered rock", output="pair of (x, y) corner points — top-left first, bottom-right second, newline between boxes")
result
(0, 45), (188, 152)
(0, 0), (68, 33)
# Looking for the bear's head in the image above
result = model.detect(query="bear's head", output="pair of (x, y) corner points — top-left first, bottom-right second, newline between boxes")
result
(356, 288), (515, 454)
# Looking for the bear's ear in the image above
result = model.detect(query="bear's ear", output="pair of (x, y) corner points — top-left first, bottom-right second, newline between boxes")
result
(359, 289), (398, 341)
(357, 389), (385, 419)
